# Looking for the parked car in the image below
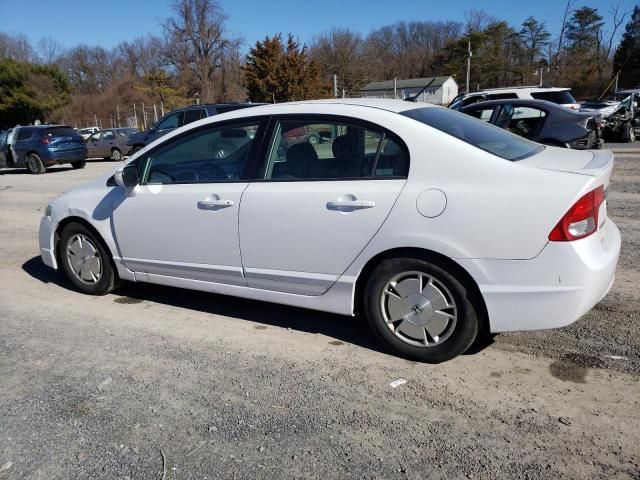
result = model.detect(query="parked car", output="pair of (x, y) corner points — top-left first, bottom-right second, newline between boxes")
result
(126, 103), (263, 155)
(78, 126), (100, 140)
(86, 128), (138, 161)
(39, 99), (620, 362)
(0, 129), (9, 167)
(449, 86), (580, 111)
(7, 125), (87, 173)
(581, 90), (639, 142)
(461, 99), (603, 149)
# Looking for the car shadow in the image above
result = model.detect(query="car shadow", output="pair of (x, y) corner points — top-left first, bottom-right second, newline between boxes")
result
(0, 166), (75, 175)
(22, 255), (493, 359)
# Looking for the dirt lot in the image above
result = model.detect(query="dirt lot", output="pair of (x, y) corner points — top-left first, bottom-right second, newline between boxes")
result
(1, 150), (639, 479)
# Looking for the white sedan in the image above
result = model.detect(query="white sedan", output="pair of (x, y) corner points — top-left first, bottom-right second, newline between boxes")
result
(39, 99), (620, 362)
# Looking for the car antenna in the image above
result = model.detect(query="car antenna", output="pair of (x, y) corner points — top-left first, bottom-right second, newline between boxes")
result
(404, 78), (436, 103)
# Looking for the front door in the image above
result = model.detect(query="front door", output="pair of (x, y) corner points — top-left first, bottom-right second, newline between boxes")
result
(239, 116), (409, 295)
(111, 118), (265, 285)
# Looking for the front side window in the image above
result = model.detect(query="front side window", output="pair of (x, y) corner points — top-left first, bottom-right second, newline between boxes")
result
(155, 111), (184, 130)
(263, 118), (408, 180)
(402, 107), (543, 161)
(487, 93), (518, 101)
(87, 132), (101, 142)
(143, 120), (261, 184)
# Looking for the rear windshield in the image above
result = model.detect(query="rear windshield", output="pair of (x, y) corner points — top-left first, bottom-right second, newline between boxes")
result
(44, 127), (79, 137)
(401, 107), (543, 161)
(531, 90), (576, 104)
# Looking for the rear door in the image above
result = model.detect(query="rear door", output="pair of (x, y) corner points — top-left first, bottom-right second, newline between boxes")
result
(86, 131), (102, 158)
(99, 130), (116, 157)
(239, 115), (409, 295)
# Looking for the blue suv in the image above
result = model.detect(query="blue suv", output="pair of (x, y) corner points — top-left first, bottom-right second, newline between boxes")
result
(3, 125), (88, 174)
(126, 103), (262, 155)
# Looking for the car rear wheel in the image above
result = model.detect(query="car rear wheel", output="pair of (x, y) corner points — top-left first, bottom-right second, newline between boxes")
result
(111, 148), (123, 161)
(58, 222), (118, 295)
(364, 257), (479, 363)
(26, 153), (46, 174)
(71, 160), (86, 169)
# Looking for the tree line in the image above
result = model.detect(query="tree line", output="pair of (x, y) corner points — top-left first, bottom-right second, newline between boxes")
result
(0, 0), (639, 128)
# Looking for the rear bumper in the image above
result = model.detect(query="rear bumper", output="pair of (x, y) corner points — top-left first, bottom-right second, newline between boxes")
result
(42, 149), (87, 166)
(457, 219), (621, 332)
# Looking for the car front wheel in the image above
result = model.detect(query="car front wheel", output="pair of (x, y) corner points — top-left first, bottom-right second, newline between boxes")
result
(364, 257), (479, 363)
(58, 222), (118, 295)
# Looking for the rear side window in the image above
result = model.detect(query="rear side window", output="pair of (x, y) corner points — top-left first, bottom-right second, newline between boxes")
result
(17, 128), (35, 141)
(263, 118), (408, 180)
(487, 93), (518, 100)
(402, 107), (543, 161)
(184, 109), (206, 124)
(531, 91), (576, 104)
(44, 127), (78, 137)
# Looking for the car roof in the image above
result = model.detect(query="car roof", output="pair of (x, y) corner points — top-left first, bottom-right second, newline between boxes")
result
(461, 98), (590, 117)
(467, 86), (571, 96)
(266, 98), (436, 113)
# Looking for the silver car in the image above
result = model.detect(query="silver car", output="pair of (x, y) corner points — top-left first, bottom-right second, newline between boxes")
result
(86, 128), (138, 161)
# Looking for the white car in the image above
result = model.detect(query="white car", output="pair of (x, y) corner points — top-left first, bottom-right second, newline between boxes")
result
(77, 126), (100, 140)
(449, 87), (581, 111)
(39, 99), (620, 362)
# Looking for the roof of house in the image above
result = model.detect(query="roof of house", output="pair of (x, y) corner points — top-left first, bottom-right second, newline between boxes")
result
(361, 76), (453, 91)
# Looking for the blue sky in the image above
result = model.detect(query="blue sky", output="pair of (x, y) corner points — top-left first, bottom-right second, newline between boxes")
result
(0, 0), (635, 52)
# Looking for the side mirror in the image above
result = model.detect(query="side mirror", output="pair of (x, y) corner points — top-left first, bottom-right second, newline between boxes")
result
(114, 164), (139, 187)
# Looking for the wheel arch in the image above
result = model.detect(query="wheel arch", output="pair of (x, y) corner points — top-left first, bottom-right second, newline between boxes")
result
(54, 216), (118, 272)
(353, 247), (489, 335)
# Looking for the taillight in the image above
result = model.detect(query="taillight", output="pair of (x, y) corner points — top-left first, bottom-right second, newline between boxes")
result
(549, 185), (605, 241)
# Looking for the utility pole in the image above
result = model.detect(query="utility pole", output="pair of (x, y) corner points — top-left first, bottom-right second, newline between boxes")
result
(466, 40), (472, 94)
(614, 72), (619, 94)
(333, 74), (338, 98)
(116, 105), (121, 128)
(393, 77), (397, 99)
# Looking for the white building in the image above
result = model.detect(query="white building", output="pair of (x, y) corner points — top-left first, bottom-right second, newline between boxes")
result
(360, 76), (458, 106)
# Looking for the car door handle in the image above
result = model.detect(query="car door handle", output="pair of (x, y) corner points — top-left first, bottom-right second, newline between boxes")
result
(326, 199), (376, 210)
(197, 199), (234, 210)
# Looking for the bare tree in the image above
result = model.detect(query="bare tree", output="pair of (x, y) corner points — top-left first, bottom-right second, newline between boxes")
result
(36, 37), (64, 65)
(310, 29), (367, 95)
(163, 0), (239, 102)
(0, 32), (35, 61)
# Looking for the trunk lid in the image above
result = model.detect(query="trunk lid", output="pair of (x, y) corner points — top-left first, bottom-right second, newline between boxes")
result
(519, 146), (613, 179)
(520, 146), (614, 232)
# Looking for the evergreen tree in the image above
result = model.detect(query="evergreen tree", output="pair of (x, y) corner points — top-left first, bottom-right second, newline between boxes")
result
(244, 34), (328, 103)
(0, 59), (71, 127)
(613, 6), (640, 88)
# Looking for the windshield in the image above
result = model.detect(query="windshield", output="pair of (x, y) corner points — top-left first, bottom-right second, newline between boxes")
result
(401, 107), (543, 161)
(531, 90), (576, 104)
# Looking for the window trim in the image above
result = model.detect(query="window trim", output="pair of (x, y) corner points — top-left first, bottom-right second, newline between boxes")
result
(136, 116), (270, 186)
(252, 114), (410, 183)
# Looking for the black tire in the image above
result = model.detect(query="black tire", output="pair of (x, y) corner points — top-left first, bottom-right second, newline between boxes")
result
(111, 148), (123, 161)
(58, 222), (119, 295)
(71, 160), (86, 169)
(622, 123), (636, 143)
(26, 153), (46, 174)
(129, 145), (143, 155)
(364, 257), (479, 363)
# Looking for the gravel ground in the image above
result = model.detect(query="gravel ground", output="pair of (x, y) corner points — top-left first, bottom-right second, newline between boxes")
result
(0, 151), (639, 479)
